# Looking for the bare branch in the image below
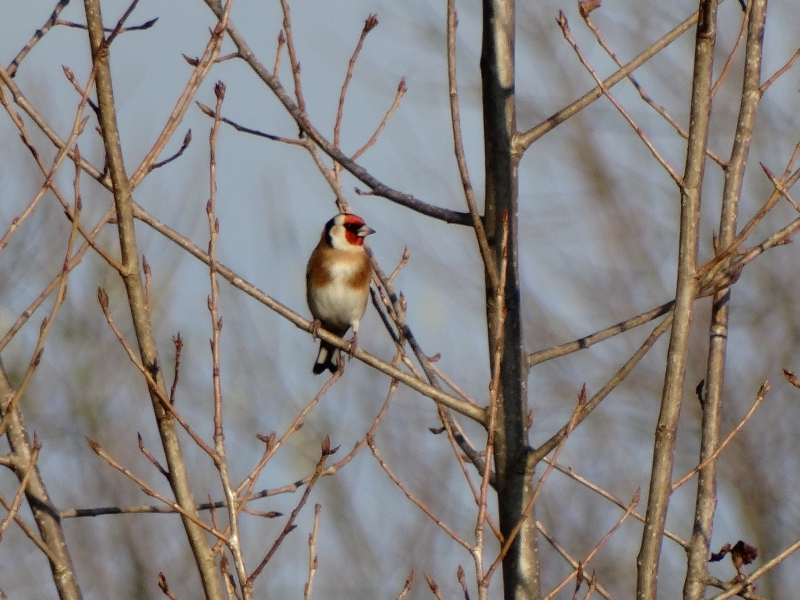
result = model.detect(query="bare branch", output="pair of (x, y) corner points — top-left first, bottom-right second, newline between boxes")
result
(557, 12), (682, 186)
(6, 0), (71, 77)
(637, 1), (718, 595)
(516, 9), (699, 152)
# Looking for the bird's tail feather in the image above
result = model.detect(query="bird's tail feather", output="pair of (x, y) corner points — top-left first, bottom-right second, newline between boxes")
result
(312, 341), (340, 375)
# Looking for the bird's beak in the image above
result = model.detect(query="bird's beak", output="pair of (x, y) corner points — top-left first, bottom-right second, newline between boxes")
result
(358, 225), (376, 238)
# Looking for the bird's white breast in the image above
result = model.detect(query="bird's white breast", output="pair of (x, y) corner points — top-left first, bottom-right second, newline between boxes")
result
(309, 257), (367, 331)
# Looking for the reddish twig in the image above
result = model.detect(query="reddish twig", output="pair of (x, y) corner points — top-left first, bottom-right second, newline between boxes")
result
(334, 14), (379, 157)
(368, 434), (472, 551)
(169, 334), (184, 404)
(245, 438), (336, 590)
(138, 433), (169, 479)
(581, 13), (726, 167)
(157, 572), (180, 600)
(557, 12), (681, 185)
(349, 77), (406, 162)
(672, 381), (769, 491)
(86, 437), (226, 541)
(277, 0), (307, 113)
(544, 489), (640, 599)
(759, 47), (800, 94)
(96, 288), (218, 460)
(710, 1), (751, 97)
(395, 572), (414, 600)
(537, 521), (615, 600)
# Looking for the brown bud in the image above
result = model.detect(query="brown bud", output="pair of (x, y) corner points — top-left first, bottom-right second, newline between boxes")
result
(214, 81), (226, 100)
(364, 13), (378, 33)
(578, 0), (602, 18)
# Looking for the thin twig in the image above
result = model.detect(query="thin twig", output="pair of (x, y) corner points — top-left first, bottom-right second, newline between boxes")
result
(582, 13), (726, 167)
(138, 433), (169, 479)
(0, 171), (81, 435)
(6, 0), (71, 77)
(350, 78), (406, 162)
(516, 9), (700, 152)
(150, 129), (192, 172)
(303, 504), (321, 600)
(530, 315), (673, 465)
(528, 300), (673, 368)
(85, 438), (226, 541)
(245, 439), (335, 590)
(334, 14), (378, 168)
(0, 491), (58, 563)
(235, 371), (341, 502)
(394, 572), (414, 600)
(96, 289), (218, 460)
(368, 435), (472, 551)
(446, 0), (498, 294)
(207, 80), (249, 595)
(673, 381), (769, 491)
(129, 0), (232, 187)
(543, 489), (640, 599)
(537, 521), (616, 600)
(273, 30), (285, 78)
(277, 0), (306, 112)
(0, 206), (115, 354)
(201, 0), (472, 224)
(0, 68), (93, 253)
(710, 1), (751, 97)
(759, 46), (800, 94)
(543, 458), (688, 548)
(169, 334), (184, 404)
(56, 16), (157, 34)
(195, 103), (305, 145)
(557, 12), (682, 186)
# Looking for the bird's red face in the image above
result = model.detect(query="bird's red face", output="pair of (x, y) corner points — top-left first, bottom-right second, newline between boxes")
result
(325, 213), (375, 250)
(342, 214), (372, 246)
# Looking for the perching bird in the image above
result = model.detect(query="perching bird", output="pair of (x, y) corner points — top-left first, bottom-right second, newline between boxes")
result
(306, 213), (375, 374)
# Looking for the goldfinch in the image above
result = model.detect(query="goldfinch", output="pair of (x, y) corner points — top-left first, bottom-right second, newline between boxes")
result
(306, 213), (375, 374)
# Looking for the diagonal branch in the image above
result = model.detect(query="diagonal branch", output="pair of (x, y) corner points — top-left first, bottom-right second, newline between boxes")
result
(132, 202), (486, 423)
(515, 9), (700, 152)
(200, 0), (472, 225)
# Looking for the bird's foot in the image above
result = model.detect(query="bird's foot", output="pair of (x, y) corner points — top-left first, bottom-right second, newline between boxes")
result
(309, 319), (321, 339)
(346, 333), (358, 357)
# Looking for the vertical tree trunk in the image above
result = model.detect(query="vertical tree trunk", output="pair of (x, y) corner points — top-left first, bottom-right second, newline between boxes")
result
(481, 1), (541, 597)
(637, 1), (717, 598)
(683, 2), (767, 598)
(1, 362), (84, 600)
(82, 3), (223, 598)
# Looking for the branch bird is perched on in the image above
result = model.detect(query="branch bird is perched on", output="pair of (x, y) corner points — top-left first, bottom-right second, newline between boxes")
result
(306, 213), (375, 374)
